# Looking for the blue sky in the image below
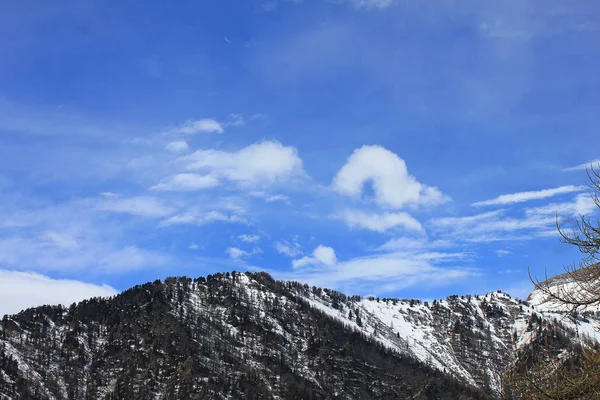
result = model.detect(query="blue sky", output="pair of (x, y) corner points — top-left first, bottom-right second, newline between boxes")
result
(1, 0), (599, 315)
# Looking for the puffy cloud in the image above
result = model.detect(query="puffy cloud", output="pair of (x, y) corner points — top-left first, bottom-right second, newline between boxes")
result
(335, 210), (424, 233)
(332, 145), (447, 209)
(183, 141), (304, 186)
(172, 119), (224, 134)
(188, 243), (199, 249)
(473, 185), (586, 207)
(95, 196), (175, 218)
(293, 245), (337, 268)
(0, 270), (118, 316)
(165, 140), (189, 152)
(160, 211), (248, 227)
(239, 234), (260, 243)
(151, 173), (219, 191)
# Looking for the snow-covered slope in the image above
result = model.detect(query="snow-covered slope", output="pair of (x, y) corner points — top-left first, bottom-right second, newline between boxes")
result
(301, 287), (599, 394)
(1, 270), (599, 399)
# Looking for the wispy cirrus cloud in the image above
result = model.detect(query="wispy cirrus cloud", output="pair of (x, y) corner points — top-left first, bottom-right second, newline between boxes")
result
(165, 140), (189, 152)
(496, 250), (512, 257)
(473, 185), (586, 207)
(349, 0), (393, 9)
(275, 239), (303, 257)
(431, 209), (556, 242)
(377, 236), (453, 252)
(563, 159), (600, 172)
(39, 231), (79, 250)
(151, 173), (219, 191)
(95, 196), (176, 218)
(277, 250), (477, 295)
(0, 234), (169, 274)
(170, 118), (224, 134)
(525, 193), (596, 217)
(159, 211), (248, 227)
(430, 194), (596, 243)
(334, 209), (424, 233)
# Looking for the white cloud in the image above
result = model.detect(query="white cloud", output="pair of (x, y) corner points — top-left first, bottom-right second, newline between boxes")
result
(350, 0), (393, 9)
(430, 208), (560, 243)
(335, 210), (424, 233)
(278, 251), (477, 294)
(226, 246), (262, 260)
(250, 113), (268, 121)
(160, 211), (248, 227)
(563, 159), (600, 172)
(239, 234), (260, 243)
(332, 145), (448, 209)
(226, 114), (245, 127)
(496, 249), (511, 257)
(293, 245), (337, 268)
(39, 231), (78, 250)
(525, 193), (596, 217)
(275, 240), (303, 257)
(0, 270), (118, 317)
(226, 247), (249, 260)
(436, 210), (555, 233)
(151, 173), (219, 191)
(165, 140), (189, 152)
(96, 196), (175, 218)
(189, 243), (199, 249)
(0, 201), (171, 274)
(248, 191), (291, 204)
(183, 141), (304, 186)
(472, 185), (586, 207)
(266, 194), (290, 203)
(172, 119), (224, 134)
(377, 237), (453, 252)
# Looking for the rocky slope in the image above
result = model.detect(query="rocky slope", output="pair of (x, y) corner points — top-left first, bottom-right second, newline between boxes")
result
(1, 270), (599, 399)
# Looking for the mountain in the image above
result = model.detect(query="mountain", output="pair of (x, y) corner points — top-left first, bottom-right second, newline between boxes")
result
(1, 271), (598, 399)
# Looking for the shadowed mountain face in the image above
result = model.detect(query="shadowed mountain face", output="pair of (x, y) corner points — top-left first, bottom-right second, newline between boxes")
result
(1, 271), (598, 399)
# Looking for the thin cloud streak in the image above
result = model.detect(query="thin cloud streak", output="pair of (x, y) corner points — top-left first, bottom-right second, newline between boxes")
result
(473, 185), (585, 207)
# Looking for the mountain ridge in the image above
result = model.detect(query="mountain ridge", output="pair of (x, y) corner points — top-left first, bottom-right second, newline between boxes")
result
(1, 270), (598, 399)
